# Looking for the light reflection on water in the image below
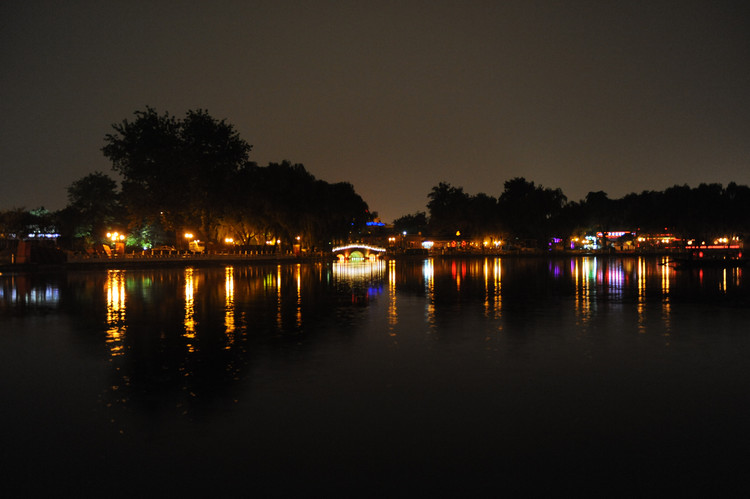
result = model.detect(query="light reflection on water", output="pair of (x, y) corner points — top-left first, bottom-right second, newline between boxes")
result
(2, 256), (750, 496)
(184, 267), (197, 351)
(331, 259), (386, 306)
(0, 274), (60, 307)
(225, 266), (235, 346)
(105, 269), (126, 356)
(387, 259), (397, 334)
(2, 256), (746, 348)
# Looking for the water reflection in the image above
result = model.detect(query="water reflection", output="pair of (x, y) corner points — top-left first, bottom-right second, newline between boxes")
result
(493, 258), (502, 321)
(225, 266), (235, 347)
(660, 257), (672, 339)
(388, 259), (397, 334)
(637, 257), (647, 334)
(106, 269), (127, 356)
(331, 260), (386, 305)
(424, 258), (436, 330)
(3, 256), (750, 498)
(0, 274), (59, 309)
(295, 264), (302, 329)
(2, 257), (749, 413)
(184, 267), (197, 352)
(473, 258), (503, 321)
(574, 258), (593, 327)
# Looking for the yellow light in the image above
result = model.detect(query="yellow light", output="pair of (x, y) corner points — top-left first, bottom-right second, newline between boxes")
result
(184, 232), (193, 239)
(225, 237), (234, 244)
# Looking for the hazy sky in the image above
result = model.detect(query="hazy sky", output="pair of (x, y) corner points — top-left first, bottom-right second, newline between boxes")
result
(2, 1), (749, 222)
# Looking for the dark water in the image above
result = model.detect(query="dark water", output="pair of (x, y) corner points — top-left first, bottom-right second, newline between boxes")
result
(2, 256), (749, 496)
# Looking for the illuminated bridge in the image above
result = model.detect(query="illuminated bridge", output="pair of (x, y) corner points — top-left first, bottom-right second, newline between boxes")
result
(331, 244), (387, 261)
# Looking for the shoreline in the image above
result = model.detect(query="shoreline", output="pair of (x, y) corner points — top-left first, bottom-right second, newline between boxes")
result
(0, 249), (694, 274)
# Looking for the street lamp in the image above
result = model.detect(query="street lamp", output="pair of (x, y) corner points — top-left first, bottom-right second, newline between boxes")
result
(107, 231), (125, 243)
(106, 231), (126, 256)
(184, 232), (194, 252)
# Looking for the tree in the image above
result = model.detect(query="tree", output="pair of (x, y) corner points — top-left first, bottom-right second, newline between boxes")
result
(0, 208), (33, 239)
(427, 182), (471, 236)
(466, 193), (499, 238)
(582, 191), (610, 223)
(498, 177), (567, 244)
(180, 109), (253, 240)
(393, 212), (428, 235)
(66, 172), (121, 244)
(102, 107), (252, 242)
(219, 161), (370, 249)
(102, 107), (182, 230)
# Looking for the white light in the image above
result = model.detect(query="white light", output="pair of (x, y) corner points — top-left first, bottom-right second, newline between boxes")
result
(331, 244), (387, 253)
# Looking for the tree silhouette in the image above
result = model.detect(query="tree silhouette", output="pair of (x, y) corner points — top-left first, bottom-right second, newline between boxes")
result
(66, 171), (121, 245)
(102, 107), (251, 242)
(498, 177), (566, 245)
(393, 212), (428, 235)
(427, 182), (471, 237)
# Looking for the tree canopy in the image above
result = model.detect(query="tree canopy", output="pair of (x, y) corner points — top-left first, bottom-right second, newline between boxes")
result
(423, 179), (749, 247)
(95, 107), (371, 248)
(102, 107), (252, 238)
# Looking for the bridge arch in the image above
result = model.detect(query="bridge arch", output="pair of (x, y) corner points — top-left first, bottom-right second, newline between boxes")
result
(331, 244), (387, 261)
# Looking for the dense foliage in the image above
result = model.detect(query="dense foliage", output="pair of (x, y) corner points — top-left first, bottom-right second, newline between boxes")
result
(96, 108), (370, 249)
(424, 178), (567, 243)
(102, 107), (252, 240)
(422, 178), (750, 246)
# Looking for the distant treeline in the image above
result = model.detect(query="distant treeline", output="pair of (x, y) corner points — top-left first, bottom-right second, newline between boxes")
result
(393, 178), (750, 245)
(1, 107), (749, 250)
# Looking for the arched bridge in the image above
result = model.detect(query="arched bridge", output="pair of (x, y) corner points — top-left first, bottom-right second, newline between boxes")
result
(331, 244), (387, 261)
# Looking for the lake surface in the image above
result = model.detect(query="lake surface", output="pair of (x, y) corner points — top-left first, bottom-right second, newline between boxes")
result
(2, 256), (749, 496)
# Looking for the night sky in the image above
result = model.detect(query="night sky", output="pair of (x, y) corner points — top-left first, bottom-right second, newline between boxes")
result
(2, 1), (749, 222)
